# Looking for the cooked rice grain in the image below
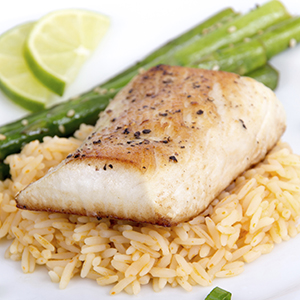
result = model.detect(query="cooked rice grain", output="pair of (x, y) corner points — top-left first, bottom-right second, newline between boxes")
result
(1, 130), (300, 295)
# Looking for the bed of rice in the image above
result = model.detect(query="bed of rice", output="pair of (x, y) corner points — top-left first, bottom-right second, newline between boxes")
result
(1, 123), (300, 295)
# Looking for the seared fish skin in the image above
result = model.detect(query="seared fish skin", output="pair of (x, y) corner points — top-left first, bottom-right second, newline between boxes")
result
(16, 65), (286, 226)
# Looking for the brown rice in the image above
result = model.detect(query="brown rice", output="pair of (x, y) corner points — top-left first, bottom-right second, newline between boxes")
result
(1, 123), (300, 295)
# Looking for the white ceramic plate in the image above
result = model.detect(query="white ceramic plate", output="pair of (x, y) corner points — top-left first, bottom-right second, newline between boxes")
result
(0, 1), (299, 299)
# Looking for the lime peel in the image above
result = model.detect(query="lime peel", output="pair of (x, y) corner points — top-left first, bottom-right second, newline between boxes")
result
(24, 9), (110, 96)
(23, 45), (66, 96)
(0, 22), (52, 112)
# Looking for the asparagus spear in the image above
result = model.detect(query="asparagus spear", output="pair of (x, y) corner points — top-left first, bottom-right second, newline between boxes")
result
(263, 16), (300, 58)
(246, 63), (279, 90)
(172, 0), (290, 65)
(0, 88), (118, 136)
(101, 0), (289, 90)
(194, 39), (266, 75)
(193, 16), (300, 75)
(0, 89), (118, 161)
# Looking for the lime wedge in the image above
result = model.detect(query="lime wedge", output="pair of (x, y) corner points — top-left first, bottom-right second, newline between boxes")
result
(24, 9), (110, 96)
(0, 22), (53, 112)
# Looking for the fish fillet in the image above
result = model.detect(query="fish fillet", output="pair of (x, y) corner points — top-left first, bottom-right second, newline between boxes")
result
(16, 65), (286, 226)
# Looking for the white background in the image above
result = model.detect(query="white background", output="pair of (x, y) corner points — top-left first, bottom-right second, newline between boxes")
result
(0, 1), (300, 299)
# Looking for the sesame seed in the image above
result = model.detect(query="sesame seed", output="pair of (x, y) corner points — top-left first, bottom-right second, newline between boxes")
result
(212, 65), (220, 71)
(58, 125), (65, 133)
(67, 109), (75, 117)
(244, 37), (251, 43)
(93, 86), (101, 93)
(257, 29), (264, 35)
(138, 68), (146, 74)
(289, 38), (297, 48)
(21, 119), (28, 126)
(202, 28), (209, 35)
(93, 86), (107, 95)
(0, 134), (6, 140)
(228, 26), (236, 33)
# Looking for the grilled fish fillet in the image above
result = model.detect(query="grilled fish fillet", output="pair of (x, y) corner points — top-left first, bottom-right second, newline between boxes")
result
(16, 65), (286, 226)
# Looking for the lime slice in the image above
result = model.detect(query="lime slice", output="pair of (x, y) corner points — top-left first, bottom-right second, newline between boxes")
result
(24, 9), (110, 96)
(0, 22), (53, 112)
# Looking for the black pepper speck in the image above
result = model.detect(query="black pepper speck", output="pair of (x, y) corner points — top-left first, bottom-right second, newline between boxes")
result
(142, 129), (151, 134)
(134, 131), (141, 139)
(239, 119), (247, 129)
(169, 156), (178, 163)
(93, 140), (101, 144)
